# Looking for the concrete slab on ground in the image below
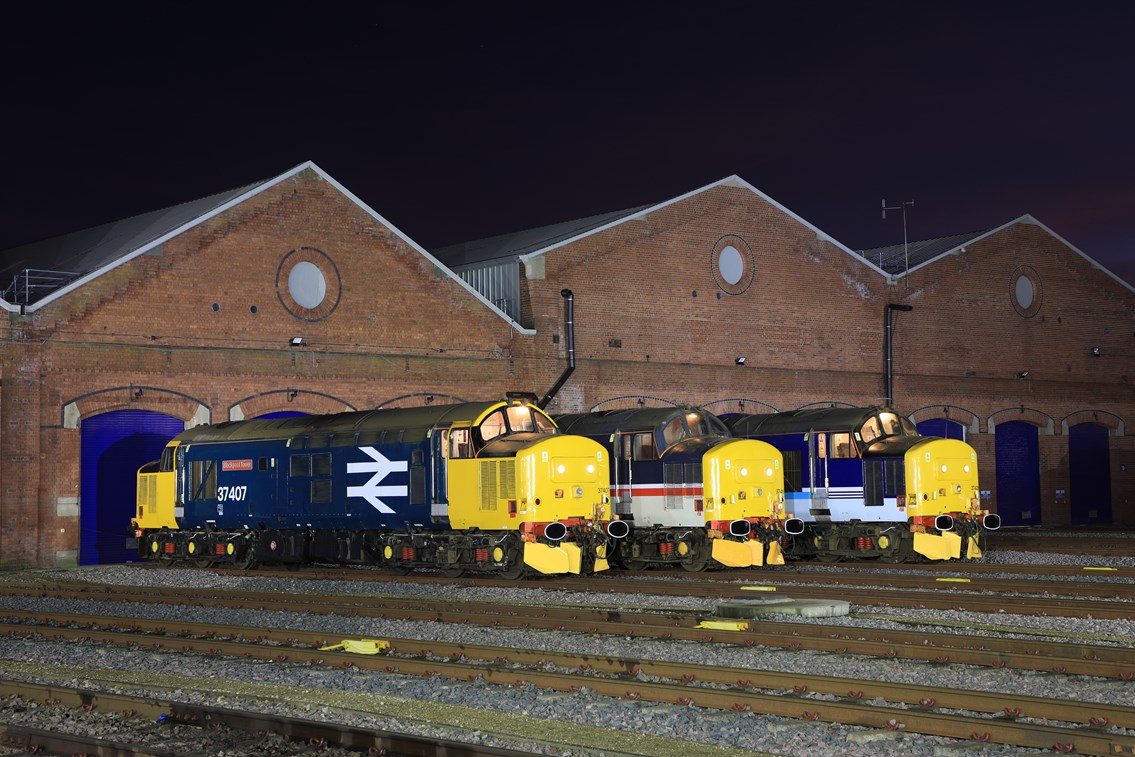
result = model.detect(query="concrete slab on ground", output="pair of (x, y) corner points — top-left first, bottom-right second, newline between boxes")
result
(714, 597), (851, 618)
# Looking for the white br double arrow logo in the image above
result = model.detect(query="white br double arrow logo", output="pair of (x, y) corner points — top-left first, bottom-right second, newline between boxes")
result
(347, 447), (408, 513)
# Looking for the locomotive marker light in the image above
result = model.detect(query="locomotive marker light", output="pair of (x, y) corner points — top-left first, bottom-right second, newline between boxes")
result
(346, 446), (408, 513)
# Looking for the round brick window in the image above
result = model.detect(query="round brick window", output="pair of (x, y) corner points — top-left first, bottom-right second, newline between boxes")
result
(711, 234), (755, 295)
(277, 247), (341, 321)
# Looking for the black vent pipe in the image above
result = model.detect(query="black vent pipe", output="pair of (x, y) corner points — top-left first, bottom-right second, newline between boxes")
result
(885, 303), (913, 406)
(539, 289), (575, 409)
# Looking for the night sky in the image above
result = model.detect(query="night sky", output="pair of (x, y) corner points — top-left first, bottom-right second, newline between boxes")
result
(5, 4), (1134, 286)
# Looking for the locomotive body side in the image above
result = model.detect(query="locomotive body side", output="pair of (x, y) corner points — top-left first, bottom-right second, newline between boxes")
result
(556, 406), (787, 571)
(132, 400), (612, 576)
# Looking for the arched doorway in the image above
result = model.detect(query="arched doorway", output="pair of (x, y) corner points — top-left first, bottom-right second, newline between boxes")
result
(256, 411), (309, 419)
(994, 421), (1041, 526)
(80, 410), (184, 564)
(1069, 423), (1112, 525)
(916, 418), (966, 441)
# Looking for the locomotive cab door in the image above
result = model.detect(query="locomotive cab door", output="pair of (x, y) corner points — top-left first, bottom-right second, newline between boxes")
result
(808, 431), (830, 521)
(431, 427), (450, 519)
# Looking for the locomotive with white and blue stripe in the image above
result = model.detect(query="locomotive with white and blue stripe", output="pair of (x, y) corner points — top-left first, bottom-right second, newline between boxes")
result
(131, 399), (614, 577)
(720, 406), (1000, 561)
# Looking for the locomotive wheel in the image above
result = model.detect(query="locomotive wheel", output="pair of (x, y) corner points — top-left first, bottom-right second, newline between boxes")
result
(680, 544), (710, 573)
(388, 565), (414, 576)
(442, 566), (467, 578)
(498, 559), (528, 580)
(233, 550), (258, 570)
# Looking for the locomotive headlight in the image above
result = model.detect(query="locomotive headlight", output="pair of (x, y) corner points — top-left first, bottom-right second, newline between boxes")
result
(586, 464), (595, 474)
(557, 464), (566, 474)
(940, 464), (948, 473)
(964, 464), (971, 473)
(739, 467), (748, 477)
(956, 485), (963, 494)
(765, 468), (773, 477)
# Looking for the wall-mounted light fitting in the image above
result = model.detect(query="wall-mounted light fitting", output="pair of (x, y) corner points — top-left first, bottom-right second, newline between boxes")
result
(290, 337), (304, 346)
(735, 357), (747, 366)
(287, 389), (298, 401)
(1016, 371), (1030, 379)
(1091, 347), (1101, 357)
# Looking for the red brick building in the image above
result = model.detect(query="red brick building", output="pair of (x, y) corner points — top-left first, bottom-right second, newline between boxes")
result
(1, 163), (1131, 567)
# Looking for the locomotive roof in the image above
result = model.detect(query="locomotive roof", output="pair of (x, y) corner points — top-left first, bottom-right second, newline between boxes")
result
(554, 406), (721, 436)
(174, 401), (525, 445)
(721, 406), (896, 436)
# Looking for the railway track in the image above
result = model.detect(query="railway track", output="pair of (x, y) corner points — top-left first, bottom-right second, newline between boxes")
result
(2, 611), (1133, 756)
(0, 585), (1131, 678)
(1, 559), (1131, 756)
(123, 567), (1135, 620)
(0, 678), (539, 757)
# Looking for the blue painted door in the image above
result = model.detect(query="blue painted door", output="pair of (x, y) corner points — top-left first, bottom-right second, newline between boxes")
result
(994, 421), (1041, 526)
(1069, 423), (1112, 525)
(81, 410), (184, 564)
(256, 411), (309, 419)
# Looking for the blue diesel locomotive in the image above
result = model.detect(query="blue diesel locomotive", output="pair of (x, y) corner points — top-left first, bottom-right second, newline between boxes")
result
(131, 399), (614, 577)
(721, 406), (1000, 561)
(555, 406), (794, 571)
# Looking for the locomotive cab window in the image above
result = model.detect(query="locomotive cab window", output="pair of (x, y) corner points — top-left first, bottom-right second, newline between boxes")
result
(505, 405), (535, 432)
(480, 411), (507, 441)
(860, 417), (881, 444)
(450, 428), (473, 458)
(160, 446), (174, 472)
(878, 412), (904, 437)
(189, 460), (217, 500)
(684, 411), (721, 438)
(831, 433), (853, 458)
(662, 417), (684, 447)
(630, 432), (657, 461)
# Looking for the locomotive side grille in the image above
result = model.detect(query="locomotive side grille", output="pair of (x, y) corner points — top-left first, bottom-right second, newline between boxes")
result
(663, 463), (701, 509)
(864, 459), (905, 507)
(782, 450), (803, 492)
(479, 460), (516, 510)
(480, 460), (498, 510)
(137, 476), (157, 513)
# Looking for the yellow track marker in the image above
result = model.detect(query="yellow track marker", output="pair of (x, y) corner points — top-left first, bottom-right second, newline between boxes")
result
(740, 585), (777, 592)
(696, 620), (750, 631)
(1083, 566), (1118, 571)
(319, 639), (391, 655)
(935, 577), (972, 583)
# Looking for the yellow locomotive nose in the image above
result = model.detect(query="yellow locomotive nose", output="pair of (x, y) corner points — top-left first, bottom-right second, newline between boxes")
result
(906, 437), (983, 560)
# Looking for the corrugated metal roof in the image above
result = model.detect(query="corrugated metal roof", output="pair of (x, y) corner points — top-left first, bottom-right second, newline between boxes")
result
(433, 205), (654, 268)
(855, 230), (989, 276)
(0, 182), (263, 305)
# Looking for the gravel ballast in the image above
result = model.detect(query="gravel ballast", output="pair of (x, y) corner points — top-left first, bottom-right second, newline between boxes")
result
(0, 552), (1130, 756)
